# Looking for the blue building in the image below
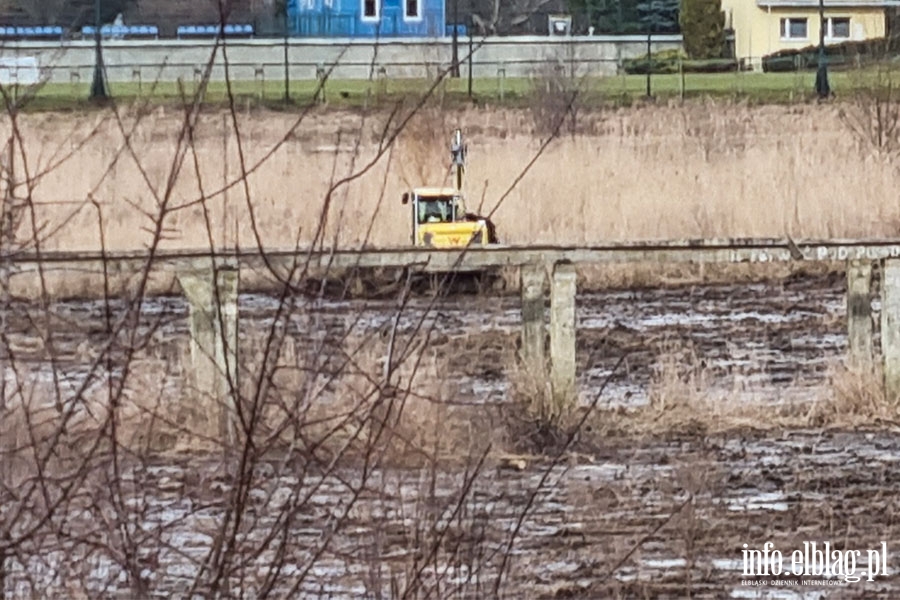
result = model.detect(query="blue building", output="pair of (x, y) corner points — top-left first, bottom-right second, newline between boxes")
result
(288, 0), (445, 37)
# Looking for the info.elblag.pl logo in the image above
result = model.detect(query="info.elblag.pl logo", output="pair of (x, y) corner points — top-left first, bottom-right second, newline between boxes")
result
(742, 541), (889, 584)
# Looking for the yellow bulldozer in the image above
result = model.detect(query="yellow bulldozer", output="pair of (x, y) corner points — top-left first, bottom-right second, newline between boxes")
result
(402, 129), (498, 248)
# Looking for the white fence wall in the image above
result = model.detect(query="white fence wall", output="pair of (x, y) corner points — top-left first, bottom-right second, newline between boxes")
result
(0, 35), (683, 83)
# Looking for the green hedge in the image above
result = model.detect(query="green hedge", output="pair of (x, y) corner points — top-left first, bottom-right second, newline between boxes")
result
(623, 49), (738, 74)
(761, 37), (900, 72)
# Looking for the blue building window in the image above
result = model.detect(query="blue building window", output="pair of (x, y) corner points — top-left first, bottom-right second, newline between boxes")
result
(362, 0), (379, 21)
(405, 0), (420, 19)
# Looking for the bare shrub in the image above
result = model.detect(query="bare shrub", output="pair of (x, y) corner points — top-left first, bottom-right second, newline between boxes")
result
(504, 353), (562, 450)
(396, 97), (454, 190)
(528, 63), (580, 138)
(503, 340), (618, 453)
(839, 60), (900, 159)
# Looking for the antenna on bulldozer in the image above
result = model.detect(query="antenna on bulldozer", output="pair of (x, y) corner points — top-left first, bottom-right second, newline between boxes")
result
(450, 128), (466, 192)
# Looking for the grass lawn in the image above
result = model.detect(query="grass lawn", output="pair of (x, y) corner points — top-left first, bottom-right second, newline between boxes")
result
(2, 67), (882, 111)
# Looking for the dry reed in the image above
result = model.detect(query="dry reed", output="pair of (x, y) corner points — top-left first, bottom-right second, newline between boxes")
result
(5, 101), (898, 258)
(590, 349), (900, 437)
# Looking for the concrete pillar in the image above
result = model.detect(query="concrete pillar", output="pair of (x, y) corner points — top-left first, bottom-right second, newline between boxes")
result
(882, 259), (900, 402)
(520, 263), (546, 373)
(550, 261), (577, 413)
(847, 260), (873, 366)
(214, 268), (239, 432)
(178, 266), (239, 444)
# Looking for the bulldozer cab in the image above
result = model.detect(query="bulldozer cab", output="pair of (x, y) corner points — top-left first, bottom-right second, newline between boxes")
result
(415, 190), (460, 224)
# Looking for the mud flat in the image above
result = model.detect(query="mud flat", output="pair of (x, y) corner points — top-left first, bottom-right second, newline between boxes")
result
(4, 430), (899, 598)
(3, 272), (895, 597)
(4, 271), (851, 410)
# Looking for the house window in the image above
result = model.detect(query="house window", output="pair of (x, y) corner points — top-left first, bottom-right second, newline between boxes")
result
(780, 17), (808, 40)
(405, 0), (419, 19)
(362, 0), (378, 20)
(828, 17), (851, 39)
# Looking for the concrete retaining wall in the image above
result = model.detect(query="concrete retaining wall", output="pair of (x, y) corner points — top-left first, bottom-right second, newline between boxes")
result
(0, 35), (682, 83)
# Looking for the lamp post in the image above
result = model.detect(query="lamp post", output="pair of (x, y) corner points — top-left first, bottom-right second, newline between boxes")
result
(642, 0), (660, 99)
(90, 0), (108, 100)
(646, 29), (652, 98)
(451, 0), (460, 77)
(815, 0), (830, 98)
(638, 0), (677, 100)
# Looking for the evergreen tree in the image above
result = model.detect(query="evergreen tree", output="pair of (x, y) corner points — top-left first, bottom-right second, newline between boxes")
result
(637, 0), (679, 33)
(567, 0), (644, 34)
(679, 0), (725, 59)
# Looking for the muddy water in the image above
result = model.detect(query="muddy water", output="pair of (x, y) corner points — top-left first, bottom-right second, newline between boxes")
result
(4, 272), (852, 409)
(5, 273), (899, 598)
(5, 431), (900, 598)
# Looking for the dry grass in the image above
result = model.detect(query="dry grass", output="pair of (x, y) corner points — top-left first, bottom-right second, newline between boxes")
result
(576, 261), (838, 291)
(4, 260), (840, 302)
(590, 349), (900, 437)
(0, 325), (494, 466)
(5, 328), (898, 475)
(808, 361), (897, 426)
(503, 354), (557, 450)
(231, 330), (495, 467)
(5, 101), (900, 258)
(502, 346), (596, 453)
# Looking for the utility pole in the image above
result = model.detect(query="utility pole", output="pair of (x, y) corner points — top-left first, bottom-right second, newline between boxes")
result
(451, 0), (460, 77)
(283, 0), (290, 103)
(642, 0), (656, 98)
(467, 12), (473, 98)
(645, 30), (652, 98)
(815, 0), (830, 98)
(90, 0), (108, 100)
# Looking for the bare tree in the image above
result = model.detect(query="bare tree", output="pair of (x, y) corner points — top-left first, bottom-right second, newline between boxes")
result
(0, 9), (604, 599)
(839, 56), (900, 159)
(471, 0), (559, 35)
(19, 0), (69, 23)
